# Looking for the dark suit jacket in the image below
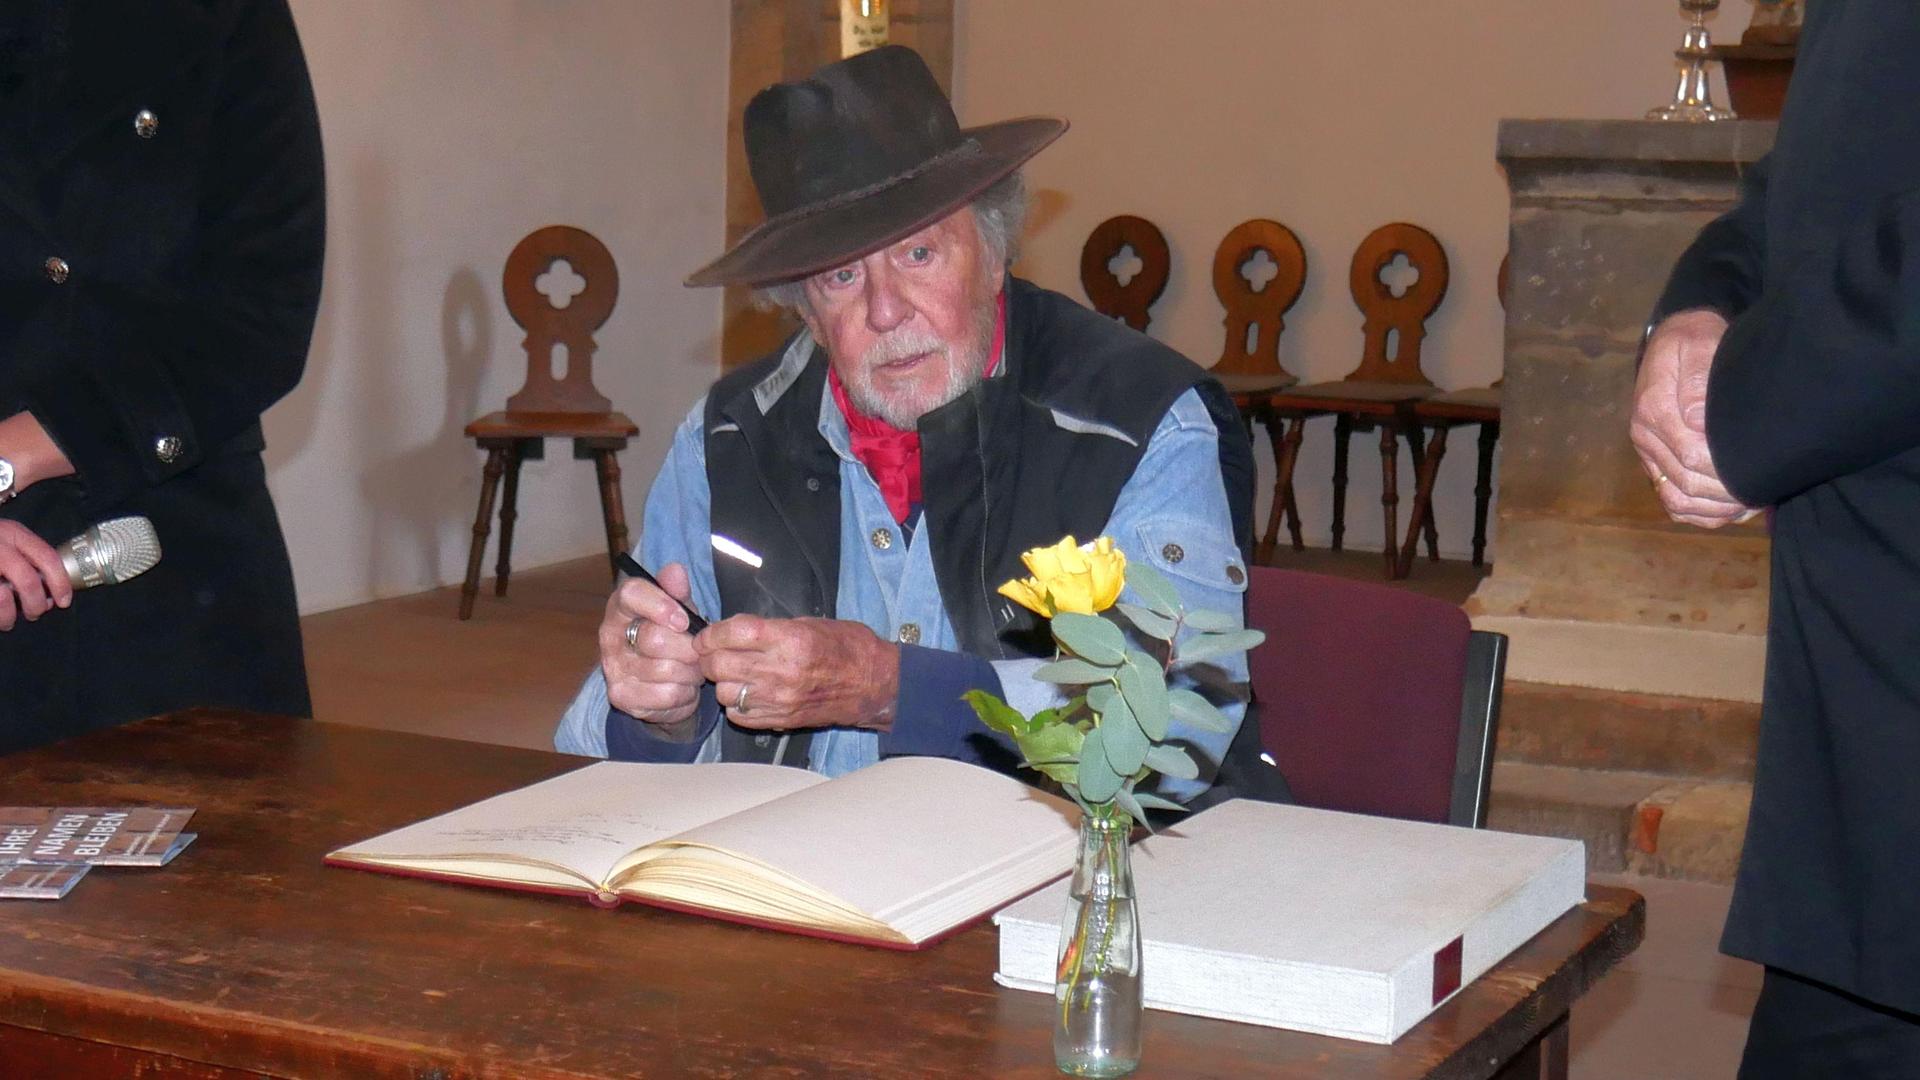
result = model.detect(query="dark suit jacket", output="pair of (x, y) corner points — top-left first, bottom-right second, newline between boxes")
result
(0, 1), (324, 754)
(1652, 0), (1920, 1014)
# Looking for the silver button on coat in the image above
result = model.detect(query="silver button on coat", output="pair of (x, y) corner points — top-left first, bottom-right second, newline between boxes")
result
(133, 109), (159, 139)
(870, 527), (893, 550)
(155, 436), (184, 463)
(896, 623), (921, 645)
(43, 257), (69, 284)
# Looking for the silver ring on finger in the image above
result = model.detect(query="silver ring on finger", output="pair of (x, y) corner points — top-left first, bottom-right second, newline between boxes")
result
(1655, 473), (1670, 487)
(624, 617), (643, 649)
(735, 683), (751, 713)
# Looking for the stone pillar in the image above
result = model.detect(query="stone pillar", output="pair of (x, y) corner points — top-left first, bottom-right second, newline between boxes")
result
(1470, 120), (1776, 701)
(721, 0), (954, 368)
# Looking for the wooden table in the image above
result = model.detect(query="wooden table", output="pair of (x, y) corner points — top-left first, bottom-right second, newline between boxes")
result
(0, 711), (1642, 1079)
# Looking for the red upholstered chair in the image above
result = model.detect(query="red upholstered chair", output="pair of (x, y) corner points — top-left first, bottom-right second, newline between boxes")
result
(1243, 566), (1507, 827)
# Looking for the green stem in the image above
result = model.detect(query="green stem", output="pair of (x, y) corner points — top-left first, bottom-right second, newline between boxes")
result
(1062, 805), (1128, 1021)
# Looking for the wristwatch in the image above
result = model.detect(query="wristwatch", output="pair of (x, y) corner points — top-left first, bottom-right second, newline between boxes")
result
(0, 456), (16, 505)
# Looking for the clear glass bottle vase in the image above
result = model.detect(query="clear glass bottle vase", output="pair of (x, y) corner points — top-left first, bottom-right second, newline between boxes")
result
(1053, 809), (1143, 1077)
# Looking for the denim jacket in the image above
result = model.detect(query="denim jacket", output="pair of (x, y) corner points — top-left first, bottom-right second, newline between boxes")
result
(556, 379), (1250, 803)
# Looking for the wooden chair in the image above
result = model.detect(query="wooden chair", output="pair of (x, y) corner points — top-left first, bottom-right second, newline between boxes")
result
(1260, 223), (1450, 576)
(1208, 219), (1308, 554)
(1245, 566), (1508, 827)
(1395, 255), (1507, 578)
(1079, 214), (1170, 332)
(458, 226), (639, 620)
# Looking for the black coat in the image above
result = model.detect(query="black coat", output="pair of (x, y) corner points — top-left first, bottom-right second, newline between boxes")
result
(1653, 0), (1920, 1014)
(0, 1), (324, 754)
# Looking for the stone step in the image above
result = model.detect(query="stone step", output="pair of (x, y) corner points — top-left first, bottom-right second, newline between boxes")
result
(1496, 680), (1759, 781)
(1486, 762), (1749, 883)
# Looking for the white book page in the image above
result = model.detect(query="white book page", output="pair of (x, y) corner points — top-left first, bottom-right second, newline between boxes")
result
(331, 762), (825, 886)
(662, 757), (1078, 929)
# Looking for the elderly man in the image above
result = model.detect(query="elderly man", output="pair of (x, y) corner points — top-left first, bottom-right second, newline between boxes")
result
(557, 46), (1278, 807)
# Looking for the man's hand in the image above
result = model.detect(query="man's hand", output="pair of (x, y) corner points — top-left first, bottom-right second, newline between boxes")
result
(0, 520), (73, 632)
(599, 562), (705, 738)
(696, 616), (900, 732)
(1630, 309), (1756, 529)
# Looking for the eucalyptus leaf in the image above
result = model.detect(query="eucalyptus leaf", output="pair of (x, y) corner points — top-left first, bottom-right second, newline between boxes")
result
(1076, 726), (1124, 802)
(1051, 612), (1128, 666)
(1113, 786), (1153, 831)
(1118, 653), (1171, 740)
(1115, 603), (1176, 642)
(1181, 608), (1239, 633)
(962, 690), (1030, 737)
(1085, 684), (1120, 717)
(1033, 658), (1116, 685)
(1099, 693), (1149, 775)
(1125, 562), (1182, 618)
(1144, 743), (1199, 780)
(1131, 791), (1188, 813)
(1168, 688), (1234, 733)
(1175, 628), (1267, 664)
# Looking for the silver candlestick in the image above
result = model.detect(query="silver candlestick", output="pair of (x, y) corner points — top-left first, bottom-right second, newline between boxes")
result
(1648, 0), (1737, 122)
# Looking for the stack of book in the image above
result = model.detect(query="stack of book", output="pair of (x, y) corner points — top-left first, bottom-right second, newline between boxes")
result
(0, 807), (197, 900)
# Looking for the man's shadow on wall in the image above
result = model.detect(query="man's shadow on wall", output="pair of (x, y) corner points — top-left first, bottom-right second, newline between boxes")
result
(356, 267), (491, 588)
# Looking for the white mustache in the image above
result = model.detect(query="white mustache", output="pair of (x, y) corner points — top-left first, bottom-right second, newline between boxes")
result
(862, 329), (947, 367)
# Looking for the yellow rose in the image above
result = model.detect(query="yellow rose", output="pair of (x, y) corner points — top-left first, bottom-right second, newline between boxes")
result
(997, 535), (1128, 617)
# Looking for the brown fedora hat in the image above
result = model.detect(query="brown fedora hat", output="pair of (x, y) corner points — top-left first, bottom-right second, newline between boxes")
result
(685, 45), (1066, 288)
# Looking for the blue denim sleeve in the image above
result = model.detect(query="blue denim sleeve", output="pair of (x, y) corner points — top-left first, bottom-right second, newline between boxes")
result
(554, 400), (722, 757)
(606, 684), (721, 763)
(879, 645), (1015, 764)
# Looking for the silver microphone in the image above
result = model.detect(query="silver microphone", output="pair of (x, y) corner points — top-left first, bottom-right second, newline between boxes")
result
(58, 516), (163, 590)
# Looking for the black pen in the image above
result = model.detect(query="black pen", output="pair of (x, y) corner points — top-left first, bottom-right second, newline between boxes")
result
(614, 553), (709, 634)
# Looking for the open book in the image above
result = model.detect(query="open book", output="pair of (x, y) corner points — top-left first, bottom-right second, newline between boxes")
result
(327, 756), (1079, 949)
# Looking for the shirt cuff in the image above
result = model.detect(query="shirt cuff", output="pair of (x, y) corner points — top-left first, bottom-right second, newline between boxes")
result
(879, 644), (1016, 764)
(605, 684), (719, 763)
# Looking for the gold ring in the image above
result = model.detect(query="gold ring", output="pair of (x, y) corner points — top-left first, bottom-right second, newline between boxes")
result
(624, 618), (643, 649)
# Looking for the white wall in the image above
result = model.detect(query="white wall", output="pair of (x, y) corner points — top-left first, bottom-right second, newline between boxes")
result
(954, 0), (1730, 559)
(270, 1), (728, 613)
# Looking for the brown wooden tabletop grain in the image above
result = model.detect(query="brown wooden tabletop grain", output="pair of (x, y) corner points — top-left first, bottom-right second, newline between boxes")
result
(0, 710), (1642, 1079)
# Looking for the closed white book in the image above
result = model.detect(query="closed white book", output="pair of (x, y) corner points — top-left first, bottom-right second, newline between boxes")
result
(993, 799), (1585, 1044)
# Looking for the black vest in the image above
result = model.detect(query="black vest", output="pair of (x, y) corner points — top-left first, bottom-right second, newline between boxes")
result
(702, 278), (1255, 769)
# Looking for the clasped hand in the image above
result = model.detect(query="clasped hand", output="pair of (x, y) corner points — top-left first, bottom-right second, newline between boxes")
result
(1629, 309), (1757, 529)
(598, 562), (898, 739)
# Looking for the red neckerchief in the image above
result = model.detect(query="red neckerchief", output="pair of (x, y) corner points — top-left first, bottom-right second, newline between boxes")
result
(829, 291), (1006, 524)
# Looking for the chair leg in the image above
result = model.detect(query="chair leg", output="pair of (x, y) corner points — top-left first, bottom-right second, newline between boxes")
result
(459, 446), (507, 620)
(1399, 425), (1450, 579)
(1282, 470), (1304, 553)
(1403, 420), (1441, 562)
(494, 441), (526, 597)
(1251, 407), (1282, 563)
(1378, 423), (1400, 579)
(1330, 413), (1352, 552)
(592, 448), (632, 578)
(1473, 421), (1500, 567)
(1274, 415), (1309, 557)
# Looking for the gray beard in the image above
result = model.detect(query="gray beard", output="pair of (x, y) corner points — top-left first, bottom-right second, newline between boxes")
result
(841, 299), (998, 430)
